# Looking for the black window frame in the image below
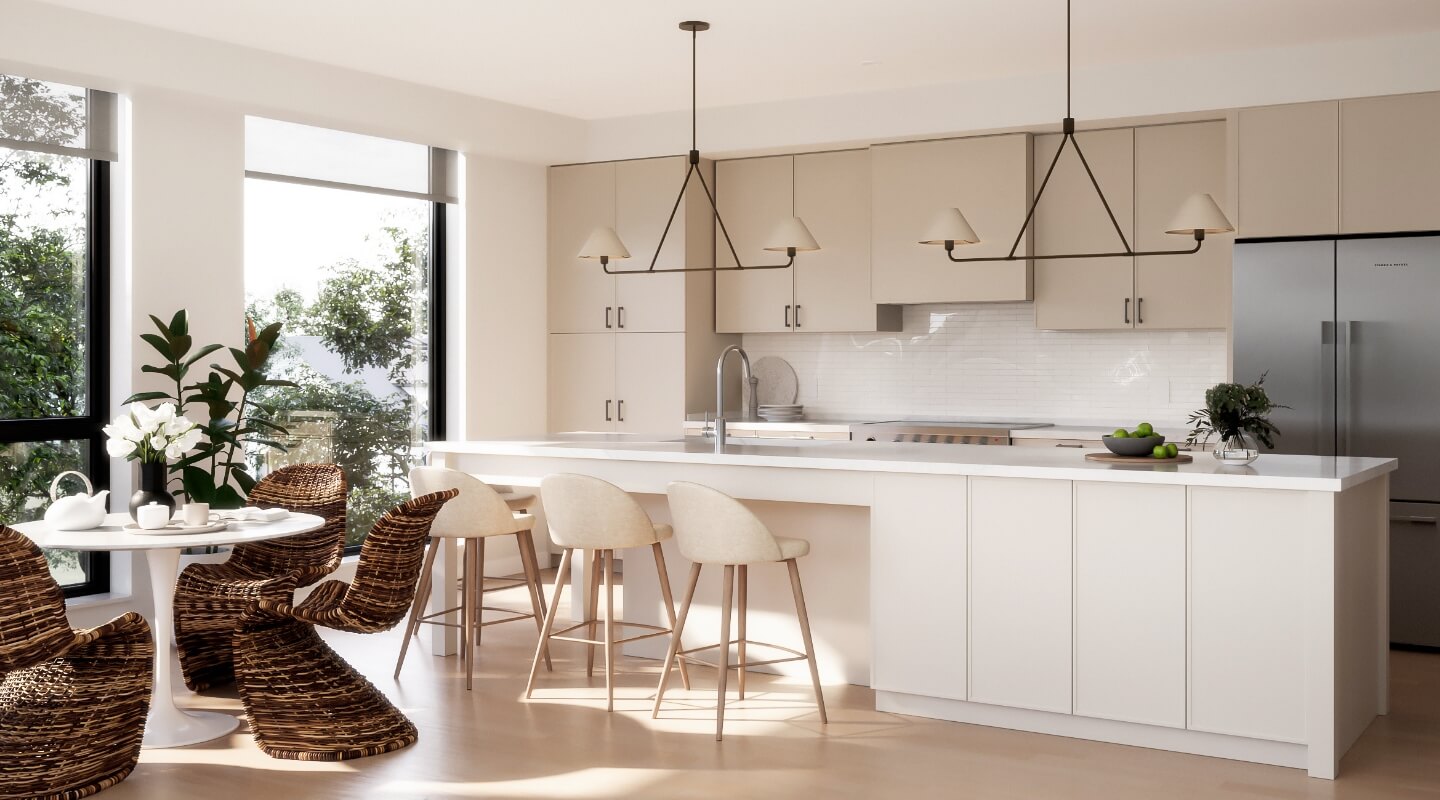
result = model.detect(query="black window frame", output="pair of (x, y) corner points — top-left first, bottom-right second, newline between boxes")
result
(0, 159), (112, 597)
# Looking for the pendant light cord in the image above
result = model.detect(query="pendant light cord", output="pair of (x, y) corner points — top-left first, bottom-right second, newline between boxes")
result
(1066, 0), (1071, 118)
(692, 26), (698, 152)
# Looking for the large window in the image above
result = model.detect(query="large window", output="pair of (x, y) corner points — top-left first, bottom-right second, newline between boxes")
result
(0, 75), (115, 595)
(243, 119), (449, 549)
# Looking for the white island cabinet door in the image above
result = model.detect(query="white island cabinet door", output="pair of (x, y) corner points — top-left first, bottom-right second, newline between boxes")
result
(1074, 482), (1186, 728)
(968, 477), (1072, 714)
(1189, 486), (1307, 743)
(871, 474), (968, 700)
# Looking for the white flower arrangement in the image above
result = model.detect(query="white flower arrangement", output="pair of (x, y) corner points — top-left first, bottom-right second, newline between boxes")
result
(103, 402), (203, 463)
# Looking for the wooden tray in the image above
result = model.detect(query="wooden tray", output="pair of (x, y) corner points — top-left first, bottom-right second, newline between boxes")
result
(1085, 452), (1193, 465)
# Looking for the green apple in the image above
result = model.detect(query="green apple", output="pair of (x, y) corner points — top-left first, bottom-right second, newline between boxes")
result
(1165, 443), (1179, 458)
(1136, 422), (1154, 437)
(1152, 445), (1169, 458)
(1112, 428), (1130, 438)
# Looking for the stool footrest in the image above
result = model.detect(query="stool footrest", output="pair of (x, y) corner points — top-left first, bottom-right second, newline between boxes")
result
(548, 620), (676, 648)
(418, 606), (537, 628)
(676, 638), (809, 670)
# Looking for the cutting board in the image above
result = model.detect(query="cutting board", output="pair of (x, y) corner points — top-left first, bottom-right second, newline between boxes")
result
(1085, 452), (1194, 465)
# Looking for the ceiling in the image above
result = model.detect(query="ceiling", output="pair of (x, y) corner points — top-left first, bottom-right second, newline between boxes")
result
(34, 0), (1440, 120)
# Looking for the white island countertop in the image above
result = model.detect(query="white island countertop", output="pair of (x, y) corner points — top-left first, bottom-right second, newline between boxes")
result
(429, 435), (1395, 492)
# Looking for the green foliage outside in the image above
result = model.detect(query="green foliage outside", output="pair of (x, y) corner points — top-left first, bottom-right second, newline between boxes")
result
(0, 75), (89, 583)
(247, 222), (429, 547)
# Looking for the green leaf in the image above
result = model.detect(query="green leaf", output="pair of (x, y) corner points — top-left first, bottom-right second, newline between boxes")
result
(171, 333), (193, 360)
(138, 332), (173, 359)
(181, 343), (223, 370)
(261, 378), (299, 389)
(168, 309), (188, 336)
(141, 363), (181, 380)
(182, 466), (216, 504)
(212, 484), (245, 510)
(122, 390), (172, 404)
(149, 314), (173, 339)
(232, 468), (257, 495)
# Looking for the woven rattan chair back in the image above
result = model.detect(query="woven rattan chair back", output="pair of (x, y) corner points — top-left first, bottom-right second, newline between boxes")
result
(0, 525), (76, 674)
(341, 489), (458, 632)
(226, 464), (348, 584)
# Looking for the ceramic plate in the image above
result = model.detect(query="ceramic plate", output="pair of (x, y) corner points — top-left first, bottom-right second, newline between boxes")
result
(123, 521), (231, 535)
(753, 357), (799, 405)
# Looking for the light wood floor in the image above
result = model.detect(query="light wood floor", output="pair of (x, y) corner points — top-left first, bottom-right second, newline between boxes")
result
(105, 571), (1440, 800)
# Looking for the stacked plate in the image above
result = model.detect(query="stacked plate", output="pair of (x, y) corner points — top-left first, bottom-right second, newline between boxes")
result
(758, 404), (804, 422)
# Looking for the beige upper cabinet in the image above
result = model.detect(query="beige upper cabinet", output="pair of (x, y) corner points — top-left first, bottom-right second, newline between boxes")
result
(614, 157), (687, 333)
(871, 134), (1034, 304)
(548, 162), (616, 334)
(1134, 121), (1231, 330)
(793, 150), (899, 333)
(1237, 102), (1339, 238)
(1341, 93), (1440, 234)
(1032, 128), (1136, 330)
(714, 155), (796, 334)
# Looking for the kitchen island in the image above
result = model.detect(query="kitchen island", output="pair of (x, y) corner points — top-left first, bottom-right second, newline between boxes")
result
(429, 435), (1395, 779)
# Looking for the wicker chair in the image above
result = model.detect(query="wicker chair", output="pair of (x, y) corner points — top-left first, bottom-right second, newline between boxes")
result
(0, 525), (153, 799)
(233, 489), (457, 761)
(174, 464), (348, 691)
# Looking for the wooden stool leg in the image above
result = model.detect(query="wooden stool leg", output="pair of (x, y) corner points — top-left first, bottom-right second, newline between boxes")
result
(651, 542), (691, 691)
(517, 531), (553, 671)
(526, 548), (573, 699)
(716, 564), (735, 741)
(737, 564), (748, 700)
(653, 562), (701, 719)
(394, 542), (439, 679)
(464, 540), (479, 690)
(458, 541), (469, 663)
(585, 549), (601, 678)
(786, 558), (827, 724)
(603, 549), (617, 712)
(473, 537), (487, 652)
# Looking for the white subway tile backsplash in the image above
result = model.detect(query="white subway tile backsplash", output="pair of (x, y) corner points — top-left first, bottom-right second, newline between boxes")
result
(742, 303), (1227, 423)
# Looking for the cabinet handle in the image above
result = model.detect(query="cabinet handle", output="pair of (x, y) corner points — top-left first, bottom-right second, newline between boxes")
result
(1055, 443), (1084, 448)
(785, 305), (792, 328)
(617, 399), (625, 422)
(605, 306), (612, 329)
(605, 399), (612, 422)
(1137, 297), (1145, 325)
(1123, 297), (1130, 325)
(617, 306), (625, 329)
(795, 305), (802, 329)
(1392, 515), (1438, 525)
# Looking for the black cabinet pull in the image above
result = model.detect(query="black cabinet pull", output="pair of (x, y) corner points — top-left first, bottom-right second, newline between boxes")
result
(1137, 297), (1144, 325)
(795, 305), (802, 329)
(784, 305), (792, 328)
(605, 307), (612, 329)
(617, 306), (625, 328)
(1123, 297), (1130, 325)
(617, 400), (625, 422)
(605, 399), (612, 422)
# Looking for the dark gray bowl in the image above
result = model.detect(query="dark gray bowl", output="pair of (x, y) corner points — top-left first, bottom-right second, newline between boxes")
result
(1102, 434), (1166, 457)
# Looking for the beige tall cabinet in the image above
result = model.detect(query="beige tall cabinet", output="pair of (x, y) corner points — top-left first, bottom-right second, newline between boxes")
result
(870, 133), (1034, 304)
(1236, 102), (1340, 238)
(1341, 92), (1440, 234)
(1032, 121), (1230, 331)
(547, 156), (737, 435)
(714, 149), (899, 334)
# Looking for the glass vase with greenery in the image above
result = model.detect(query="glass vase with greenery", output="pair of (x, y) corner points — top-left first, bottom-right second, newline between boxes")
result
(1186, 374), (1284, 464)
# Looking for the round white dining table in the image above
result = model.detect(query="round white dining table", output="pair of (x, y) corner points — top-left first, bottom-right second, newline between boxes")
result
(12, 511), (323, 748)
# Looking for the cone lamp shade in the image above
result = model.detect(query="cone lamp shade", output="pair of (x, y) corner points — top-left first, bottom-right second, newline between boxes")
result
(1164, 193), (1234, 236)
(762, 216), (821, 253)
(577, 226), (631, 260)
(920, 207), (981, 246)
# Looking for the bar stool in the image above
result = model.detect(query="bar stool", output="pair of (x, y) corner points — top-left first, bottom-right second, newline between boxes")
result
(654, 481), (827, 741)
(525, 474), (690, 711)
(397, 467), (551, 689)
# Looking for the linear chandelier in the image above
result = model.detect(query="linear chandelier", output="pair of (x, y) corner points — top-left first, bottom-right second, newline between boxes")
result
(578, 20), (820, 275)
(921, 0), (1234, 264)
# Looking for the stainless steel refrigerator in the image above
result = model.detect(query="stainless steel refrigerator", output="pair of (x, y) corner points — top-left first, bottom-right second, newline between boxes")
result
(1234, 234), (1440, 648)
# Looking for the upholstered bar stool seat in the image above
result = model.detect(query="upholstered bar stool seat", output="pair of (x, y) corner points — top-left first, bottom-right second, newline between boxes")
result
(396, 467), (552, 690)
(654, 481), (828, 740)
(525, 474), (690, 711)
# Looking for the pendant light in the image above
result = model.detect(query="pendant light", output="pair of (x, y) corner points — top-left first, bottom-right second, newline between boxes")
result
(922, 0), (1233, 263)
(577, 20), (821, 274)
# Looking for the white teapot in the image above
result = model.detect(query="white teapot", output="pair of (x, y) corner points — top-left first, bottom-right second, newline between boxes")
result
(43, 471), (110, 531)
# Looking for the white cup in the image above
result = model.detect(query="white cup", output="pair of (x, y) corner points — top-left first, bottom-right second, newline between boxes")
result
(136, 502), (170, 530)
(182, 502), (215, 528)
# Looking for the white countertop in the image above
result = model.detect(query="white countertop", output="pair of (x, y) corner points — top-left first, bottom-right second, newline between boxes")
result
(429, 435), (1395, 492)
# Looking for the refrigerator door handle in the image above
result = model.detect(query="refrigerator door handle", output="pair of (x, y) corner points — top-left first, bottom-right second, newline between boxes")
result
(1339, 320), (1354, 457)
(1320, 320), (1337, 457)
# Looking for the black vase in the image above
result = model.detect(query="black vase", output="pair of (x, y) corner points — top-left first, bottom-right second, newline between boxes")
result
(128, 460), (176, 522)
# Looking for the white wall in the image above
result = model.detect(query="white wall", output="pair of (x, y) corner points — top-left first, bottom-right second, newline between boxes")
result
(585, 28), (1440, 161)
(742, 303), (1227, 425)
